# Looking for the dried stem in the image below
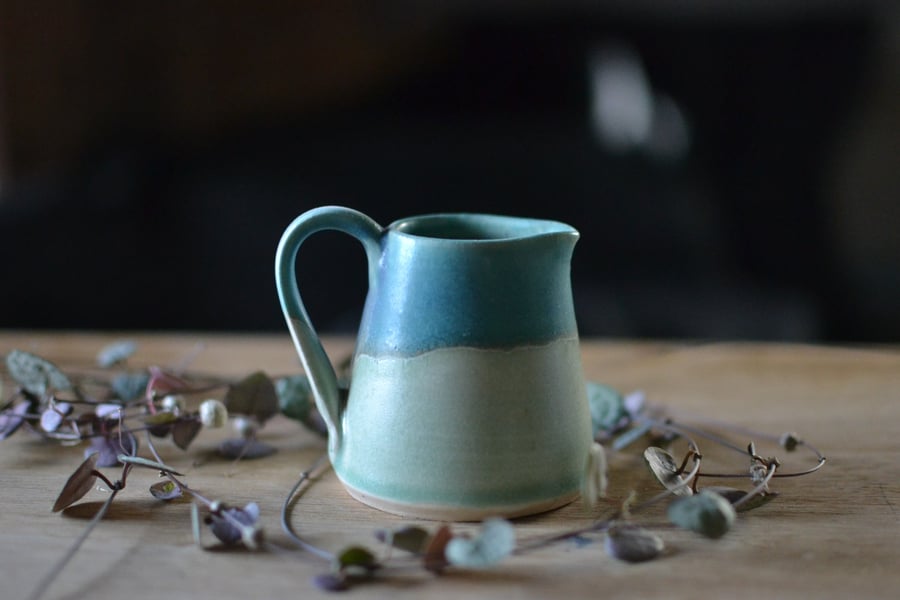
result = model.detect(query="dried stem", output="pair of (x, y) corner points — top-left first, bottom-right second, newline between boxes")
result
(280, 453), (334, 561)
(26, 486), (121, 600)
(733, 463), (778, 510)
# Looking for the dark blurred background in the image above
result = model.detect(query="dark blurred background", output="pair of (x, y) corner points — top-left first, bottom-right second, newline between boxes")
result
(1, 1), (898, 341)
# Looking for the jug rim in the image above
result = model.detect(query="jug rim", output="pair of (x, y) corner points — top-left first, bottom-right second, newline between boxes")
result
(388, 213), (578, 243)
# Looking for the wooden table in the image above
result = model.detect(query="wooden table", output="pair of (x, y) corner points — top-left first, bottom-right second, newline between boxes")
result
(1, 332), (899, 599)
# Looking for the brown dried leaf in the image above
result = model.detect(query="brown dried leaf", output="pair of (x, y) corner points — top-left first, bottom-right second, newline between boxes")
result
(375, 525), (431, 554)
(224, 371), (278, 423)
(705, 486), (780, 512)
(172, 418), (202, 450)
(423, 524), (453, 573)
(52, 453), (99, 512)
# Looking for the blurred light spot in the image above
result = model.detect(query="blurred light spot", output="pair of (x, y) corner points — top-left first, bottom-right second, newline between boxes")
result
(589, 43), (690, 161)
(646, 93), (691, 161)
(589, 44), (653, 151)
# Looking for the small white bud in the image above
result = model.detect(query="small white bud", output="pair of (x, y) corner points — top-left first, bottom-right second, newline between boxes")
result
(199, 399), (228, 428)
(161, 394), (186, 414)
(232, 416), (257, 439)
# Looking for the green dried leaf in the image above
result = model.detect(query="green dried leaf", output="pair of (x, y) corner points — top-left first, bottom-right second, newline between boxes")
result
(667, 490), (736, 539)
(97, 340), (137, 368)
(604, 525), (665, 563)
(142, 411), (179, 426)
(586, 381), (626, 437)
(225, 371), (278, 423)
(116, 454), (183, 475)
(643, 447), (693, 496)
(705, 486), (779, 512)
(52, 453), (99, 512)
(111, 372), (150, 402)
(150, 480), (183, 500)
(275, 374), (313, 422)
(335, 546), (379, 574)
(6, 350), (72, 396)
(445, 518), (515, 569)
(375, 525), (430, 554)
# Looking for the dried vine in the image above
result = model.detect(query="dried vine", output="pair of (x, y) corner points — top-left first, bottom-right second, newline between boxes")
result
(0, 341), (826, 596)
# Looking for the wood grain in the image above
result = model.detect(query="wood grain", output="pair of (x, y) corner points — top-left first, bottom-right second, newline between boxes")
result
(1, 333), (899, 599)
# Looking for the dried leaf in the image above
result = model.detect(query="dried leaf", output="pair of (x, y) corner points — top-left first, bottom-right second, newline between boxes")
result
(142, 411), (179, 427)
(85, 430), (137, 467)
(335, 546), (379, 574)
(0, 401), (33, 440)
(217, 438), (277, 460)
(375, 525), (430, 554)
(116, 454), (183, 475)
(171, 418), (203, 450)
(423, 524), (453, 573)
(667, 490), (736, 539)
(643, 447), (693, 496)
(150, 480), (183, 500)
(97, 340), (137, 368)
(735, 490), (779, 512)
(586, 381), (627, 438)
(312, 573), (349, 592)
(40, 401), (73, 433)
(275, 375), (313, 421)
(604, 525), (665, 563)
(705, 486), (779, 512)
(224, 371), (278, 423)
(111, 372), (150, 402)
(445, 518), (515, 569)
(147, 366), (190, 396)
(52, 453), (100, 512)
(208, 502), (262, 548)
(6, 350), (71, 396)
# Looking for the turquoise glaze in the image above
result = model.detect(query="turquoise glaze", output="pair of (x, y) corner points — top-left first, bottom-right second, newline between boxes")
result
(276, 206), (592, 520)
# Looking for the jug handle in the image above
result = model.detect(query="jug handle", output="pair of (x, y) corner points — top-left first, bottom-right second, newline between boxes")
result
(275, 206), (383, 454)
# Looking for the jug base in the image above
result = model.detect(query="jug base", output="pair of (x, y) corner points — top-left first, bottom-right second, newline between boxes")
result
(342, 482), (580, 522)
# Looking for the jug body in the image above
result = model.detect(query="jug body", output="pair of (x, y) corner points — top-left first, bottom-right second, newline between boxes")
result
(276, 207), (593, 520)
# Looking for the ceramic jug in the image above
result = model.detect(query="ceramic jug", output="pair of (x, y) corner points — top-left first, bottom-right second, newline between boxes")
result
(275, 206), (592, 520)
